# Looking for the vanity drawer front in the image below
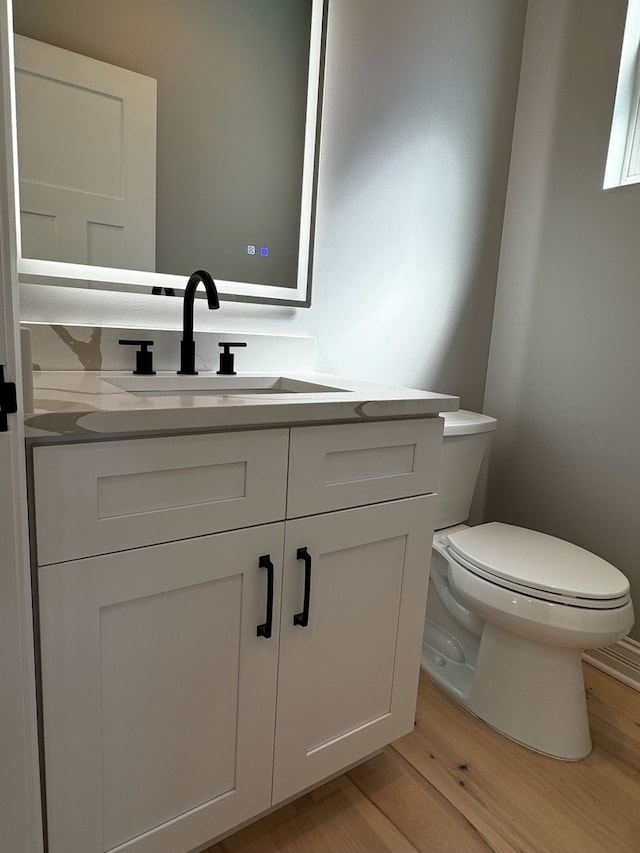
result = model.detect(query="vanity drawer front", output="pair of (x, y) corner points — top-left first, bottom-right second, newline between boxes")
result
(287, 418), (443, 517)
(33, 429), (289, 564)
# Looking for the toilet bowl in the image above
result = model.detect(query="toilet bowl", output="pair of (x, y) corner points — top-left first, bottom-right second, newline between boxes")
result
(422, 411), (635, 760)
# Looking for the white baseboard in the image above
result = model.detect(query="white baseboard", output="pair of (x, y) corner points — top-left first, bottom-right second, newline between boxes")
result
(583, 638), (640, 693)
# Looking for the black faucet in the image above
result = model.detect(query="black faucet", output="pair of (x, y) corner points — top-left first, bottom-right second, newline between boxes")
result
(178, 270), (220, 375)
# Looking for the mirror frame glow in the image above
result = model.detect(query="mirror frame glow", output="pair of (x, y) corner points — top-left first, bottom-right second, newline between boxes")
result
(10, 0), (327, 307)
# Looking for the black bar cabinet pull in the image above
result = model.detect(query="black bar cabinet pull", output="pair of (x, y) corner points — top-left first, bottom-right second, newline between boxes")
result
(294, 547), (312, 627)
(257, 555), (274, 638)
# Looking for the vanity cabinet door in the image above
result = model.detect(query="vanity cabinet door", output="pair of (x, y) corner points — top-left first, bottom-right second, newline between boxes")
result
(272, 495), (434, 804)
(39, 522), (284, 853)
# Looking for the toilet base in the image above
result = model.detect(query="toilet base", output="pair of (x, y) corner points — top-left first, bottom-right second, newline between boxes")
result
(422, 622), (592, 760)
(422, 630), (475, 700)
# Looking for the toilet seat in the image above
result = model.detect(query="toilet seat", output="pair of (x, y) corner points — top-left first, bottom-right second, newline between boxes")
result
(445, 522), (631, 610)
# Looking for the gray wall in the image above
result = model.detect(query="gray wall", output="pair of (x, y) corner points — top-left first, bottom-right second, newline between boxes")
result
(14, 0), (311, 287)
(484, 0), (640, 640)
(21, 0), (527, 413)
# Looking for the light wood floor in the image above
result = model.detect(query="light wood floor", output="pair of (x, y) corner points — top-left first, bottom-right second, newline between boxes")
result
(207, 664), (640, 853)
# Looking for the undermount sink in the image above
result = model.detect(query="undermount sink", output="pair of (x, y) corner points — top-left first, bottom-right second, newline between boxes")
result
(106, 374), (346, 397)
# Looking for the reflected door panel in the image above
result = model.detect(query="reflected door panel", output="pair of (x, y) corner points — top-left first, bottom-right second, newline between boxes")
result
(15, 35), (157, 271)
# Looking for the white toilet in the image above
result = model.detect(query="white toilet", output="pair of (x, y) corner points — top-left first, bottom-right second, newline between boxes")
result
(422, 410), (635, 760)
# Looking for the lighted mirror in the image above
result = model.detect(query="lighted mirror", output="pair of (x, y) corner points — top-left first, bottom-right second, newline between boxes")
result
(12, 0), (326, 305)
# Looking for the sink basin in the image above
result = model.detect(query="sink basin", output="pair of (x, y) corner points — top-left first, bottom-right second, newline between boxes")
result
(106, 374), (346, 397)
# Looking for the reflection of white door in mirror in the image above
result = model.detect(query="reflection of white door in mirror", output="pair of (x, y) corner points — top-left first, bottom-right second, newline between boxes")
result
(15, 35), (156, 280)
(11, 0), (326, 306)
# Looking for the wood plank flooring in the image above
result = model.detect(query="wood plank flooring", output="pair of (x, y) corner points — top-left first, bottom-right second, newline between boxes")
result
(207, 665), (640, 853)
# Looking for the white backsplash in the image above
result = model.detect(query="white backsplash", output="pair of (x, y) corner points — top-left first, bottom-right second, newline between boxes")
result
(23, 324), (316, 374)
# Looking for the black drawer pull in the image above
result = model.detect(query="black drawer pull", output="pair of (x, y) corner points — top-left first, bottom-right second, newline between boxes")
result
(294, 547), (311, 627)
(257, 555), (274, 638)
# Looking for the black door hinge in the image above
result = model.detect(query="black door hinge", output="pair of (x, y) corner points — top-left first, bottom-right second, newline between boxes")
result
(0, 365), (18, 432)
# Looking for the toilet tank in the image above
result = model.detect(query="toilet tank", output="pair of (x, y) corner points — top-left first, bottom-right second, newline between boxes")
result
(434, 410), (497, 530)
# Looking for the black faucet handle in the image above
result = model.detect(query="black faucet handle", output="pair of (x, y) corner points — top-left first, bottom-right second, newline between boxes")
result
(119, 339), (156, 376)
(217, 341), (247, 376)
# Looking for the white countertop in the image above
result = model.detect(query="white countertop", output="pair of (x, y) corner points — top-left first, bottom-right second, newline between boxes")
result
(25, 370), (459, 438)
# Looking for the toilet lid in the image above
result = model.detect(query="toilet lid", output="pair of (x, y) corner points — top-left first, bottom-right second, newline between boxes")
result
(446, 522), (630, 603)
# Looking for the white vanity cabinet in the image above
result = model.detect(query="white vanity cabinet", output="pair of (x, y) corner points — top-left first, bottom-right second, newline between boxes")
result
(32, 418), (441, 853)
